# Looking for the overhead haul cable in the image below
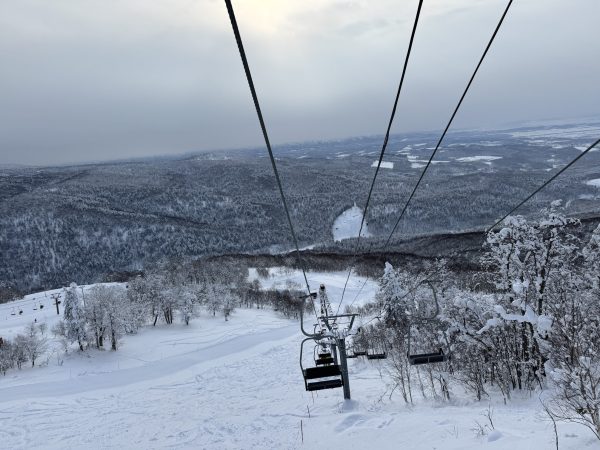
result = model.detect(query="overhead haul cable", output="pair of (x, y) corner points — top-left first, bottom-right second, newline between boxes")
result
(487, 136), (600, 232)
(336, 0), (424, 313)
(382, 0), (514, 249)
(224, 0), (316, 315)
(345, 0), (514, 311)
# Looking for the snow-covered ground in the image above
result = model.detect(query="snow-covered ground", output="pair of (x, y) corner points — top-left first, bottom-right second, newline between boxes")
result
(2, 281), (600, 449)
(371, 160), (394, 169)
(248, 267), (378, 309)
(510, 125), (600, 140)
(455, 156), (503, 163)
(332, 205), (372, 242)
(586, 178), (600, 188)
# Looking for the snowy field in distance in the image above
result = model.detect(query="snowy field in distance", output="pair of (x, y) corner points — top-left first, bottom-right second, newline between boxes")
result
(1, 283), (600, 449)
(332, 205), (372, 242)
(455, 156), (502, 163)
(510, 124), (600, 139)
(586, 178), (600, 188)
(371, 160), (394, 169)
(248, 267), (378, 309)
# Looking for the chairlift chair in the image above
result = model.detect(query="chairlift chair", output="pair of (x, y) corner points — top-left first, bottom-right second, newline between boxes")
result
(367, 349), (387, 360)
(346, 347), (358, 359)
(314, 344), (335, 366)
(407, 348), (447, 365)
(405, 280), (450, 366)
(300, 338), (343, 391)
(366, 332), (388, 360)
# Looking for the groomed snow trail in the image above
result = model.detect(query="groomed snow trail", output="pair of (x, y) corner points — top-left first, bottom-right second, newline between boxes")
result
(0, 325), (296, 402)
(2, 322), (597, 450)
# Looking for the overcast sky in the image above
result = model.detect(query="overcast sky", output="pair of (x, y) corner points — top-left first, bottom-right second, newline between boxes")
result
(1, 0), (599, 165)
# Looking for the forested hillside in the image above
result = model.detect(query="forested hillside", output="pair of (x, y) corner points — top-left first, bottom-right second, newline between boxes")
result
(2, 124), (600, 293)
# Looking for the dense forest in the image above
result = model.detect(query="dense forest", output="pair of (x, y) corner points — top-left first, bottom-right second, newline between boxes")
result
(1, 125), (599, 294)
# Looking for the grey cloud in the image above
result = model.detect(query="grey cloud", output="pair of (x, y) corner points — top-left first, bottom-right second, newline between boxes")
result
(1, 0), (599, 165)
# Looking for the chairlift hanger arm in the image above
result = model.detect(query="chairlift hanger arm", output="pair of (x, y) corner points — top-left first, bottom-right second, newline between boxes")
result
(300, 296), (321, 339)
(299, 337), (313, 373)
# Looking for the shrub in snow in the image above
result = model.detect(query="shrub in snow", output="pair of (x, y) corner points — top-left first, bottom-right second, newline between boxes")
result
(15, 322), (48, 367)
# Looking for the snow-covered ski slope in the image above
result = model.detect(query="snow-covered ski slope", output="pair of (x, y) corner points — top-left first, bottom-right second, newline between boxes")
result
(1, 279), (599, 449)
(248, 267), (377, 308)
(332, 205), (372, 242)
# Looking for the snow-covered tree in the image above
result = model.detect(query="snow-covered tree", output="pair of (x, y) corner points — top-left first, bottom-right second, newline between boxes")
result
(583, 224), (600, 290)
(103, 287), (127, 351)
(86, 285), (128, 350)
(62, 283), (87, 351)
(85, 286), (109, 348)
(0, 338), (15, 375)
(127, 275), (162, 326)
(482, 209), (580, 388)
(179, 287), (196, 325)
(15, 322), (48, 367)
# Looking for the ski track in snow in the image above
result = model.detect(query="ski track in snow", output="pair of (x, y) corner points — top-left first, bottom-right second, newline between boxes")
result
(1, 320), (598, 449)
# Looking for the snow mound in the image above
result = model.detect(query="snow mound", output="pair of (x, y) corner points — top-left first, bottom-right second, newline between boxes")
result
(487, 430), (503, 442)
(333, 206), (372, 241)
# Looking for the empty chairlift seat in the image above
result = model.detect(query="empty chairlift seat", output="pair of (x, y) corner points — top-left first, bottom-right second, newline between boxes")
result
(315, 352), (334, 365)
(303, 364), (344, 391)
(366, 350), (387, 360)
(407, 348), (448, 366)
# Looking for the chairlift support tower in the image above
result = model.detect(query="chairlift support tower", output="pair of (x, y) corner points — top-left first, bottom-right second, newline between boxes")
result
(300, 285), (357, 400)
